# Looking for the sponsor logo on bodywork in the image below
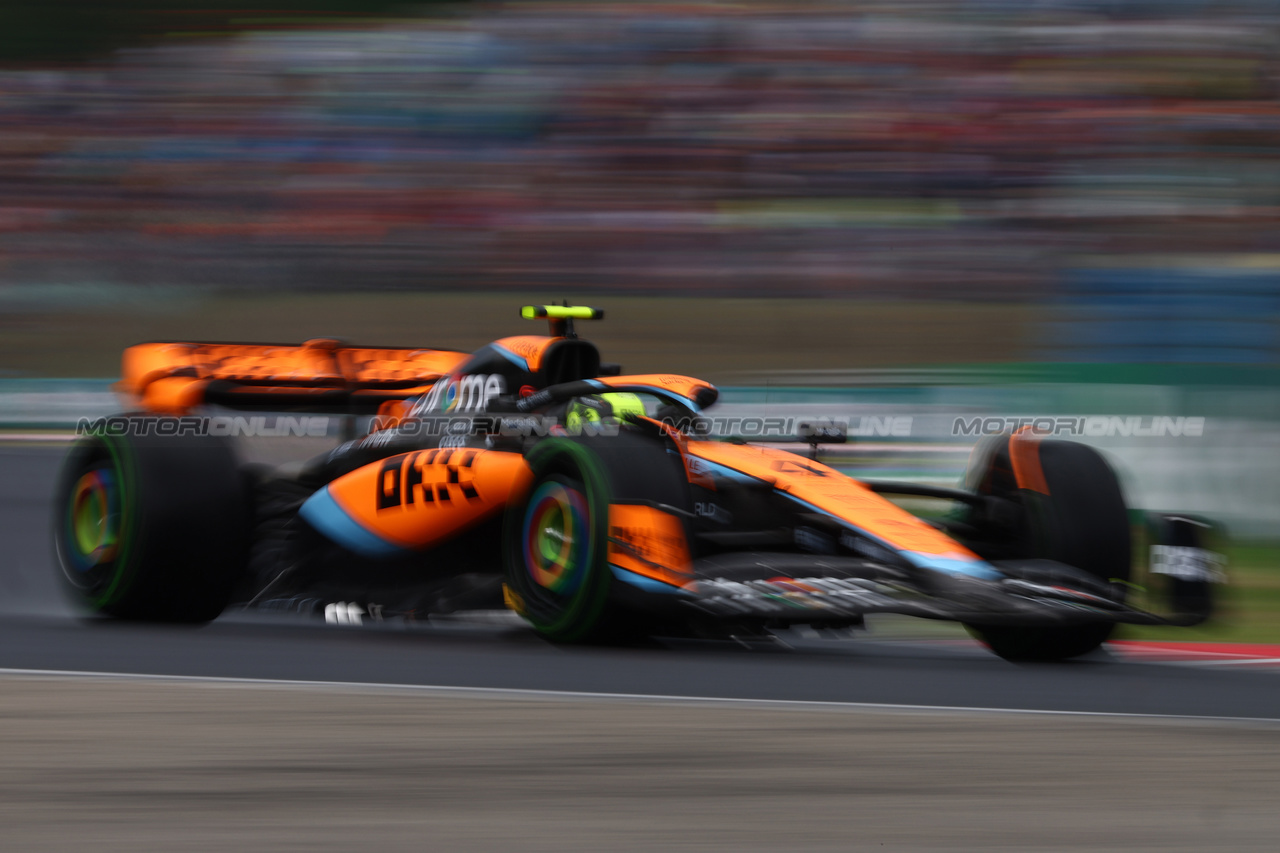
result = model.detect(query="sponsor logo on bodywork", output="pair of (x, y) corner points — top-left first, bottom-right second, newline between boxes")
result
(376, 449), (482, 511)
(412, 374), (506, 415)
(607, 504), (693, 588)
(1150, 545), (1227, 583)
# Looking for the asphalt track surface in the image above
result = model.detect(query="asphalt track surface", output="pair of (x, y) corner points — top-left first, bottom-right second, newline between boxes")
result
(5, 444), (1280, 721)
(8, 444), (1280, 852)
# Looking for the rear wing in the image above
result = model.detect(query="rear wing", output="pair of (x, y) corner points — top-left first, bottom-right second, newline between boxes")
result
(119, 339), (469, 415)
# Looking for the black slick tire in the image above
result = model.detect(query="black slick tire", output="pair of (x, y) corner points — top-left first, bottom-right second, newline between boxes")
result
(52, 423), (251, 622)
(965, 438), (1131, 662)
(502, 430), (692, 643)
(502, 438), (616, 643)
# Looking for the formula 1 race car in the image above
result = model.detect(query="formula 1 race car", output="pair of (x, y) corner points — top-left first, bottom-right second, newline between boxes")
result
(53, 305), (1223, 661)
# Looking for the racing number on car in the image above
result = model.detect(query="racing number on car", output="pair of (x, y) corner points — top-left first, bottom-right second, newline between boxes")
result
(376, 449), (480, 510)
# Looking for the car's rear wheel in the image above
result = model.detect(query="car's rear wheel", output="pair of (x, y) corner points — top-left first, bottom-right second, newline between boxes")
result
(963, 437), (1131, 662)
(53, 423), (251, 622)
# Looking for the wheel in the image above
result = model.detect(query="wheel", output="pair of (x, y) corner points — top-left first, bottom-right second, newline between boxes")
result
(963, 436), (1131, 662)
(52, 422), (251, 622)
(502, 438), (615, 642)
(502, 430), (692, 643)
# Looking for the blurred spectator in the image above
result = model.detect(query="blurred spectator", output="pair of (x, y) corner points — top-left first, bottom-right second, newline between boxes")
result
(1, 0), (1278, 346)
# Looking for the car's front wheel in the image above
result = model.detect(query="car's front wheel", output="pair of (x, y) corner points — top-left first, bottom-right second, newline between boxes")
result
(963, 435), (1131, 662)
(502, 439), (617, 643)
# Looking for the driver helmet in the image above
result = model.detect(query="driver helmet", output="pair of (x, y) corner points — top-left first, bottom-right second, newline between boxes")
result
(566, 392), (646, 432)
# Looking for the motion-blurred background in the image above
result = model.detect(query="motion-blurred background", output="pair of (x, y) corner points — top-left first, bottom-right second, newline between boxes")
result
(2, 0), (1279, 637)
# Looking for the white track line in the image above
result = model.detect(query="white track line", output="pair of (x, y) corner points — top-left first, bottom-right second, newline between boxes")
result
(1, 666), (1278, 726)
(1110, 649), (1280, 668)
(1162, 657), (1280, 669)
(1114, 647), (1277, 660)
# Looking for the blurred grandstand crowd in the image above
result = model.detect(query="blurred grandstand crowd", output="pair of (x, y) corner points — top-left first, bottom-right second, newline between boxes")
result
(2, 0), (1279, 311)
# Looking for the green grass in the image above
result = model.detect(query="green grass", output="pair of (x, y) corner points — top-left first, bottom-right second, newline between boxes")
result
(1117, 542), (1280, 645)
(888, 496), (1280, 645)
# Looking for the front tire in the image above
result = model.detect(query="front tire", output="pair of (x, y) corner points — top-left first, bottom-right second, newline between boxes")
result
(964, 437), (1131, 662)
(53, 423), (251, 622)
(502, 439), (616, 643)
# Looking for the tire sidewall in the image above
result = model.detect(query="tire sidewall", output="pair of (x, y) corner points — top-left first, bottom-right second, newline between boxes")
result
(51, 424), (249, 622)
(503, 438), (613, 642)
(964, 437), (1130, 661)
(52, 434), (144, 615)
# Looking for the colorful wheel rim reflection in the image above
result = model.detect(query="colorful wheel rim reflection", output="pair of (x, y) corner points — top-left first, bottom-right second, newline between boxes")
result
(66, 469), (120, 571)
(522, 480), (589, 595)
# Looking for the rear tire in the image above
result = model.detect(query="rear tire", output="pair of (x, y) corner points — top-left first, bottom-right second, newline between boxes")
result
(964, 438), (1131, 662)
(52, 423), (251, 622)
